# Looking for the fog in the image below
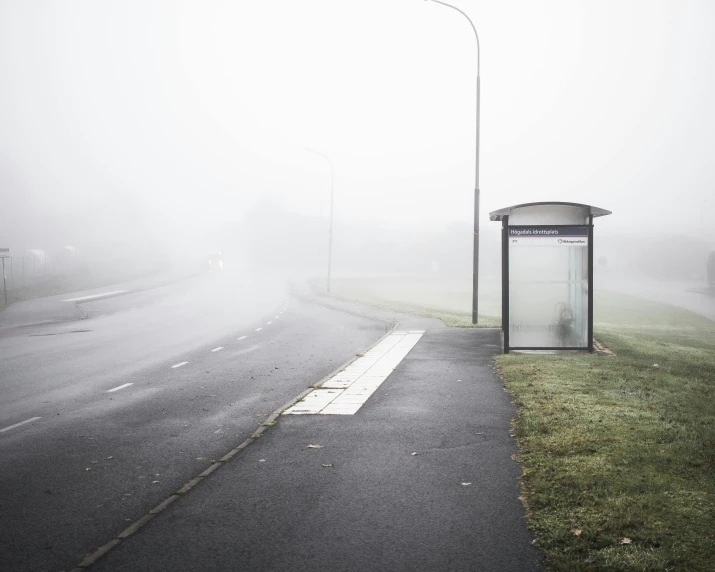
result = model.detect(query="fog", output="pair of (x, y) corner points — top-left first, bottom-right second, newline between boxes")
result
(1, 0), (714, 285)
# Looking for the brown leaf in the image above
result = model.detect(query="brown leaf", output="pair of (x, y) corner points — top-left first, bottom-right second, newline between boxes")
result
(619, 537), (632, 545)
(307, 444), (323, 449)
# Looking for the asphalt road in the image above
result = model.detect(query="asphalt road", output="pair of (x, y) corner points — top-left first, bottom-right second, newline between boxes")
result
(0, 272), (388, 571)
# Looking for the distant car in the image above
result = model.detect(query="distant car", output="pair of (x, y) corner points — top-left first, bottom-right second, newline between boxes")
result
(207, 251), (224, 273)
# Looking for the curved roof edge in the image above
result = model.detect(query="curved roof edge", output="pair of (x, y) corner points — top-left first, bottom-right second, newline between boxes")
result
(489, 201), (612, 221)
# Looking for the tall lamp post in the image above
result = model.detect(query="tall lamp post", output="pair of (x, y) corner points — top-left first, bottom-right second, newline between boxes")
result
(306, 147), (335, 293)
(426, 0), (481, 324)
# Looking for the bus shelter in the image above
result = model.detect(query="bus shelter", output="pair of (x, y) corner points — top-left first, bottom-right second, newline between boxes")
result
(489, 202), (611, 353)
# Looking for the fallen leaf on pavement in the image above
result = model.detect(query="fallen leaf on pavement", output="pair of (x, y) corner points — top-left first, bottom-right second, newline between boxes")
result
(411, 452), (418, 456)
(152, 481), (160, 484)
(307, 444), (323, 449)
(106, 456), (114, 460)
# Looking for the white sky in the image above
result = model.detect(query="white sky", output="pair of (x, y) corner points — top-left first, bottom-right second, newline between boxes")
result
(1, 0), (714, 250)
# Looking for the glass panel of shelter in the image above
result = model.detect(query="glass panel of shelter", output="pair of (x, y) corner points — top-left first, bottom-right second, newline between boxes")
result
(508, 239), (588, 348)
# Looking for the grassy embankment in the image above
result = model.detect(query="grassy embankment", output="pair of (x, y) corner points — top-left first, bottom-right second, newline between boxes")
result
(325, 275), (502, 327)
(0, 266), (175, 311)
(327, 276), (715, 571)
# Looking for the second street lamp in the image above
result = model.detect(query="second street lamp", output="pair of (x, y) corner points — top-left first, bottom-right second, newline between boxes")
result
(426, 0), (481, 324)
(306, 147), (335, 293)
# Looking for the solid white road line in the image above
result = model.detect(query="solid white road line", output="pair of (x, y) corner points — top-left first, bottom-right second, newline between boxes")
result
(107, 383), (133, 393)
(0, 417), (42, 433)
(237, 336), (247, 340)
(171, 361), (189, 369)
(61, 290), (127, 302)
(211, 347), (224, 352)
(255, 327), (262, 332)
(284, 331), (425, 416)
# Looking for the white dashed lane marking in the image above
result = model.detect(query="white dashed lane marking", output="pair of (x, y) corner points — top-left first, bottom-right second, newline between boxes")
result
(0, 417), (42, 433)
(211, 347), (224, 352)
(107, 383), (133, 393)
(284, 331), (425, 416)
(171, 362), (189, 369)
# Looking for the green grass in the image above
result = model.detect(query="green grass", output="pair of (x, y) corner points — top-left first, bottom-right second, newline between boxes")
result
(322, 275), (502, 327)
(324, 276), (715, 570)
(498, 300), (715, 571)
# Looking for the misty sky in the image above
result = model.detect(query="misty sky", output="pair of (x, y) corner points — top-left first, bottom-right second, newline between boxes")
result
(1, 0), (714, 256)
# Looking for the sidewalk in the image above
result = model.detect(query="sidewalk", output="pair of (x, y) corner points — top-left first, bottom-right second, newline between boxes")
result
(89, 318), (543, 571)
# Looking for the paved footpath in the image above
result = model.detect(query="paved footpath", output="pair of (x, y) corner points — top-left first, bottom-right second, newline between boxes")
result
(83, 296), (543, 572)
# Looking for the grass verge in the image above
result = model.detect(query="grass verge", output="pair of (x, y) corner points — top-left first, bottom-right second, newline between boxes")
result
(497, 301), (715, 571)
(319, 276), (502, 327)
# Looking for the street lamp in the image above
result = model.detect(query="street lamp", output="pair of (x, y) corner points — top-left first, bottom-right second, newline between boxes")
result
(426, 0), (481, 324)
(306, 147), (335, 293)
